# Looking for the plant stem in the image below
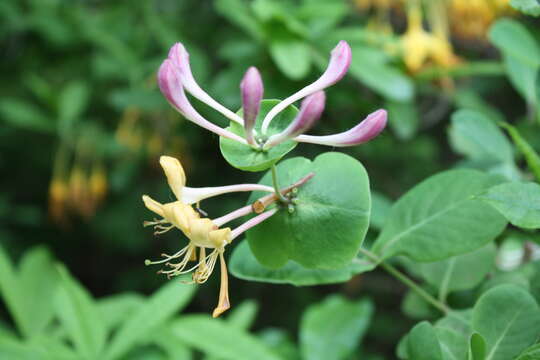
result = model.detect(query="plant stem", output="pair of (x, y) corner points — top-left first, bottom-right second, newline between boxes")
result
(358, 248), (450, 314)
(271, 165), (288, 203)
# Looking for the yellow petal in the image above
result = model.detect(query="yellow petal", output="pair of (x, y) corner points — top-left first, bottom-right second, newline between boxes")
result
(212, 252), (230, 318)
(142, 195), (164, 217)
(159, 156), (186, 200)
(209, 228), (232, 248)
(189, 218), (218, 248)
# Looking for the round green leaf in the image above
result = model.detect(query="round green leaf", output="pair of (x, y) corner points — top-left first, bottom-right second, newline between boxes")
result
(472, 284), (540, 360)
(220, 99), (298, 172)
(247, 152), (371, 269)
(407, 322), (443, 360)
(229, 241), (375, 286)
(371, 169), (507, 262)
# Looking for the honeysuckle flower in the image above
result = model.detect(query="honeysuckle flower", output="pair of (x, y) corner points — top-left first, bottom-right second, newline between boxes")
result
(240, 67), (264, 145)
(160, 39), (387, 151)
(295, 109), (387, 147)
(142, 156), (277, 317)
(263, 91), (326, 149)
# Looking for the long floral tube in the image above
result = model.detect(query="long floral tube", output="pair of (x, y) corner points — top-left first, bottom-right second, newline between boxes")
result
(212, 204), (254, 227)
(181, 184), (274, 205)
(263, 91), (326, 149)
(294, 109), (387, 147)
(230, 208), (278, 240)
(158, 60), (247, 144)
(260, 40), (352, 133)
(168, 43), (245, 125)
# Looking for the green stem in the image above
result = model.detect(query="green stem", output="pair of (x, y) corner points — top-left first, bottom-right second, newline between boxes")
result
(271, 165), (288, 203)
(358, 248), (450, 314)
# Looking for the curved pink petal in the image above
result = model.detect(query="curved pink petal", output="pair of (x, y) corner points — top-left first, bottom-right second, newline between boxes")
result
(294, 109), (387, 147)
(158, 60), (247, 144)
(264, 91), (326, 149)
(261, 40), (351, 133)
(168, 43), (244, 125)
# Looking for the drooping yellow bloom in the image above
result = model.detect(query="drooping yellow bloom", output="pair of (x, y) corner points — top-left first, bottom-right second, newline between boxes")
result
(143, 156), (233, 317)
(449, 0), (511, 40)
(401, 4), (459, 73)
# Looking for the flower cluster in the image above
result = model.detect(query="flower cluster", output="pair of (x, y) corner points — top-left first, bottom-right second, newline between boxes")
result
(143, 156), (279, 317)
(145, 39), (388, 317)
(157, 40), (387, 151)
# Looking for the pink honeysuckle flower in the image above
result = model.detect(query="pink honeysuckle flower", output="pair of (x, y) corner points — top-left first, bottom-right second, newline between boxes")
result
(240, 67), (264, 145)
(263, 91), (326, 149)
(168, 43), (245, 125)
(159, 40), (387, 151)
(260, 40), (351, 133)
(295, 109), (388, 147)
(158, 60), (247, 144)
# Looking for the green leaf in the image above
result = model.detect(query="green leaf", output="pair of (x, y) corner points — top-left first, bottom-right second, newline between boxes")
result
(469, 333), (487, 360)
(18, 247), (59, 337)
(510, 0), (540, 17)
(170, 315), (281, 360)
(97, 293), (144, 332)
(498, 122), (540, 182)
(55, 265), (106, 359)
(472, 284), (540, 360)
(478, 182), (540, 229)
(449, 110), (513, 163)
(104, 281), (196, 360)
(402, 289), (438, 320)
(515, 343), (540, 360)
(299, 295), (373, 360)
(387, 100), (419, 140)
(220, 99), (298, 172)
(0, 246), (27, 337)
(504, 55), (539, 106)
(349, 47), (414, 102)
(214, 0), (263, 40)
(371, 191), (392, 230)
(372, 169), (507, 262)
(226, 300), (258, 330)
(269, 39), (311, 80)
(489, 19), (540, 69)
(436, 326), (468, 360)
(247, 152), (371, 269)
(230, 240), (375, 285)
(407, 322), (443, 360)
(0, 98), (53, 133)
(58, 81), (89, 123)
(420, 244), (496, 297)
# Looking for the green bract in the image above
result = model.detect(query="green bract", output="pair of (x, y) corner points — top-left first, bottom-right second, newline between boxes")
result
(246, 152), (371, 269)
(372, 169), (507, 262)
(220, 99), (299, 172)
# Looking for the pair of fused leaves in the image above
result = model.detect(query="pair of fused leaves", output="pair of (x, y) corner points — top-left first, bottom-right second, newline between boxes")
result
(400, 284), (540, 360)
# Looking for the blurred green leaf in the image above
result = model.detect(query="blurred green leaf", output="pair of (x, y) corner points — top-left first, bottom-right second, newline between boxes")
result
(0, 98), (54, 133)
(478, 182), (540, 229)
(436, 326), (468, 360)
(97, 293), (144, 332)
(0, 246), (27, 337)
(171, 315), (281, 360)
(472, 284), (540, 360)
(499, 122), (540, 182)
(406, 322), (442, 360)
(55, 265), (107, 359)
(372, 170), (507, 262)
(215, 0), (263, 40)
(489, 19), (540, 68)
(300, 295), (373, 360)
(19, 247), (59, 337)
(387, 100), (419, 140)
(370, 191), (392, 230)
(58, 81), (90, 123)
(420, 244), (496, 298)
(510, 0), (540, 17)
(104, 281), (196, 360)
(349, 47), (414, 102)
(269, 39), (311, 80)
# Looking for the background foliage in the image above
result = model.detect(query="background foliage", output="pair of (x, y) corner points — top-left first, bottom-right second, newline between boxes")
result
(1, 0), (540, 359)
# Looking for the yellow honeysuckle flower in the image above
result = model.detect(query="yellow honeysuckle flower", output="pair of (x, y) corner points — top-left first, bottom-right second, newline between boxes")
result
(142, 156), (276, 317)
